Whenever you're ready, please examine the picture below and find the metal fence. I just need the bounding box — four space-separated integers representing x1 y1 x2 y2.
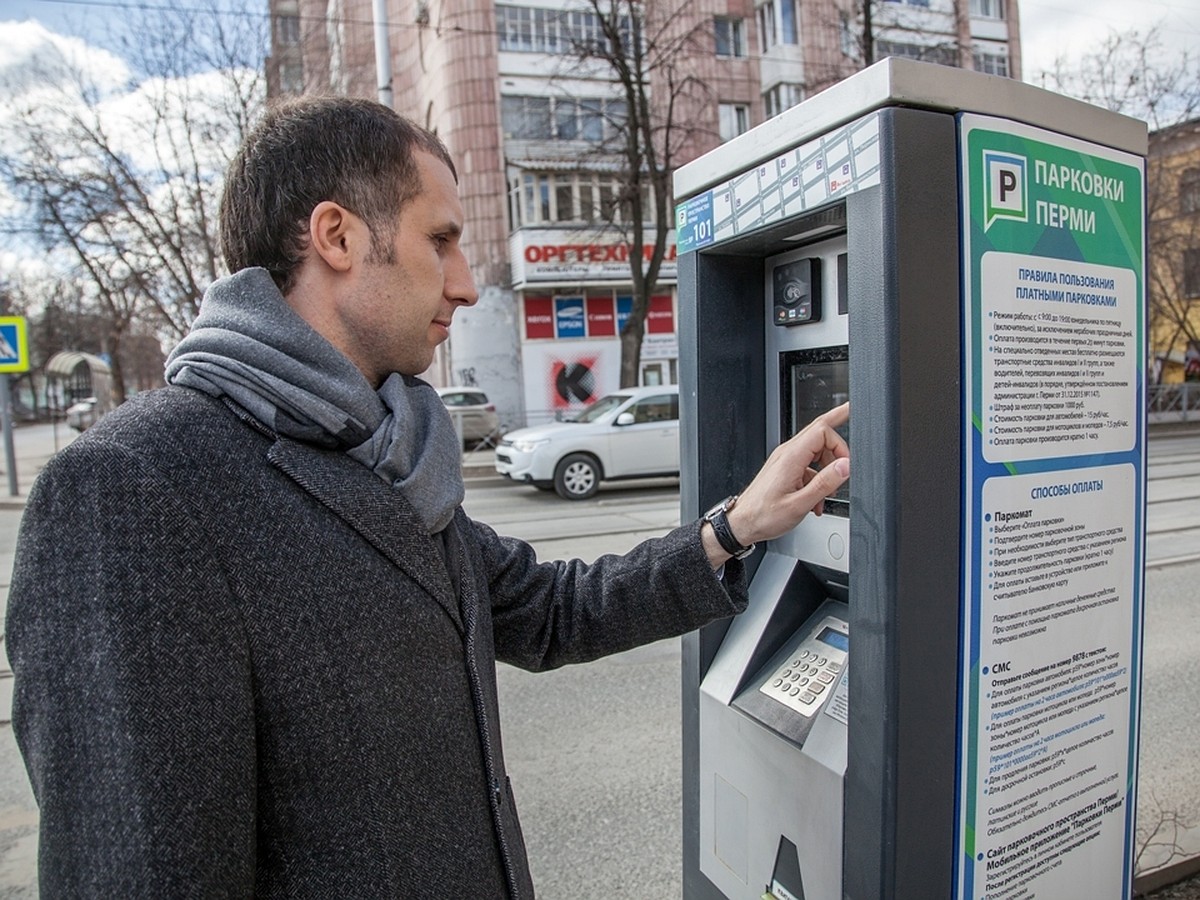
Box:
1148 382 1200 424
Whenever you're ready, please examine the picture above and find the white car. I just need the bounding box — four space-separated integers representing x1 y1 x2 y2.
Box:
495 385 680 500
436 387 501 447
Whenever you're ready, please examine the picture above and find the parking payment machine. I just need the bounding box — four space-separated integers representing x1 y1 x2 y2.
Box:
676 59 1148 900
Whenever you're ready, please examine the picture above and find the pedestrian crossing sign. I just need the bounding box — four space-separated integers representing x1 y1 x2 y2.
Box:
0 317 30 373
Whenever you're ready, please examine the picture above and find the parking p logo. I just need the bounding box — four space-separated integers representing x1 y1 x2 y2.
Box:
983 150 1027 232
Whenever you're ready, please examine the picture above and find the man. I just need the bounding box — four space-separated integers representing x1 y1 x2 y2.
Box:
7 97 849 897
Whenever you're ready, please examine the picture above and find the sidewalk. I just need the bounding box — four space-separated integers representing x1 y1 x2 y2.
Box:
0 422 81 726
0 420 76 900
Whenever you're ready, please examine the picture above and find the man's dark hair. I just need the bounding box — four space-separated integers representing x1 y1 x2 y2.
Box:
219 96 457 295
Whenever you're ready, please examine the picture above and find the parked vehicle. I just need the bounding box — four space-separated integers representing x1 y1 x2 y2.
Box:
65 398 99 433
495 385 680 500
436 387 501 447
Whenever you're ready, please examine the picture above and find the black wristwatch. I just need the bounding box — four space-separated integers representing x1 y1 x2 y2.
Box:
702 494 756 560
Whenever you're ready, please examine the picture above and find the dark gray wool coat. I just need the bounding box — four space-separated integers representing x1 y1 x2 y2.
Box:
6 386 748 898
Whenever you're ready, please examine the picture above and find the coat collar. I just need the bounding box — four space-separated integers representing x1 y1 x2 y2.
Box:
266 436 464 632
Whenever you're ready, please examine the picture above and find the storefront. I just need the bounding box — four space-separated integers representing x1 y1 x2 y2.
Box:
510 227 678 425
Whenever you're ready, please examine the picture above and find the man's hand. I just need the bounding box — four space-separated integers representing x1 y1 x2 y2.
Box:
702 402 850 568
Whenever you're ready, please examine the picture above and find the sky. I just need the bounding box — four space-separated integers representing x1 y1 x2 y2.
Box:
3 0 1200 83
1017 0 1200 80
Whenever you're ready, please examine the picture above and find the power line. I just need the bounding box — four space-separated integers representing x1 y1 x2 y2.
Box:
12 0 1002 77
17 0 1198 78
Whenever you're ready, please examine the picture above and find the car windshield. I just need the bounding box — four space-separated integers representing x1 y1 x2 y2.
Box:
571 394 630 423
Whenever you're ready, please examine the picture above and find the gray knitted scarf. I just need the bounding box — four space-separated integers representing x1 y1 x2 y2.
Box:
164 267 464 533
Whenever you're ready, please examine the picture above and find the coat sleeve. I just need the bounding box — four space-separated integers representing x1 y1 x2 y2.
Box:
5 438 256 896
466 515 749 672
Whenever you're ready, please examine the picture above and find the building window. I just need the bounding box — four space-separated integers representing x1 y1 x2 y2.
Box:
279 59 304 95
970 0 1005 18
761 0 799 49
876 40 957 67
779 0 798 44
275 14 301 47
1181 168 1200 215
508 170 650 227
757 3 776 52
764 83 804 119
840 12 859 58
1186 248 1200 298
718 103 750 142
497 5 633 55
714 17 746 58
502 95 626 142
973 49 1009 77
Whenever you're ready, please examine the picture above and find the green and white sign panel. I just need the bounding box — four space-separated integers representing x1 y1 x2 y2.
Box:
955 114 1146 899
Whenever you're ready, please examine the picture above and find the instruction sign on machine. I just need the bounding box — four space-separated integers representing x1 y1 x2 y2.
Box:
957 116 1145 899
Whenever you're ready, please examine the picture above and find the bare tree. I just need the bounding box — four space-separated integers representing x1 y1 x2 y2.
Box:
1036 27 1200 132
549 0 714 387
843 0 977 78
0 4 265 403
1133 792 1197 882
1038 28 1200 383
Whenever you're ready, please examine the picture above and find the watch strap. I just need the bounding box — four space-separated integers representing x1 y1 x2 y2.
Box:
705 497 755 559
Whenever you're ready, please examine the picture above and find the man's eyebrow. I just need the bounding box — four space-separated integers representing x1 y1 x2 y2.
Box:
434 221 463 237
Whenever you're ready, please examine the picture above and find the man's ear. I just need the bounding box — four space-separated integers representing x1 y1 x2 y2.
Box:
307 201 366 273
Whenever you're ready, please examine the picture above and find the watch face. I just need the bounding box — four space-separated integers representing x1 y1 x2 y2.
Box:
704 495 737 520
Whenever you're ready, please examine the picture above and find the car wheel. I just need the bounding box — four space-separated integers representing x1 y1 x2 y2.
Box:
553 453 601 500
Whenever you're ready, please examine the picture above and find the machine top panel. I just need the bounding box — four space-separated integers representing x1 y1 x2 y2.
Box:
673 57 1148 200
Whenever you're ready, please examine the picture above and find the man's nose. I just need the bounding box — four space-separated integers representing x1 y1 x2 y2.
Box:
448 249 478 307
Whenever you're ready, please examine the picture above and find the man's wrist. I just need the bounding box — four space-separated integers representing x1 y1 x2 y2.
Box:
702 495 756 560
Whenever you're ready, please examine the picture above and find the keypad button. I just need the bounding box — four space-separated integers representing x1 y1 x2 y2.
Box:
773 679 784 688
799 691 817 704
810 682 826 695
818 672 835 684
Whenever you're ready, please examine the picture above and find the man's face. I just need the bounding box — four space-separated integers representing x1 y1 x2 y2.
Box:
343 151 477 384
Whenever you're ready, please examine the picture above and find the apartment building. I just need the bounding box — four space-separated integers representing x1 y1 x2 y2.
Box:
266 0 1021 428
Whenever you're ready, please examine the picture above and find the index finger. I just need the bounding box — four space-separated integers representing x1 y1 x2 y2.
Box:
786 402 849 465
814 401 849 430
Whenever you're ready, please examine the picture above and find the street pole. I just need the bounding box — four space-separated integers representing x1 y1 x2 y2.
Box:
1 373 17 496
372 0 394 109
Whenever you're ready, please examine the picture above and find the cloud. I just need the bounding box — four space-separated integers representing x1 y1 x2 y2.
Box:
1019 0 1200 80
0 19 130 98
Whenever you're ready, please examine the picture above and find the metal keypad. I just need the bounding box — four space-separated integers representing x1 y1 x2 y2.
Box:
758 615 849 718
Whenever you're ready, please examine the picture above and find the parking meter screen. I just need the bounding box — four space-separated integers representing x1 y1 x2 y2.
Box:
782 347 850 516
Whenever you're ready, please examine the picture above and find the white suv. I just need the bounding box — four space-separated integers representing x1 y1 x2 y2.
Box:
495 385 680 500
